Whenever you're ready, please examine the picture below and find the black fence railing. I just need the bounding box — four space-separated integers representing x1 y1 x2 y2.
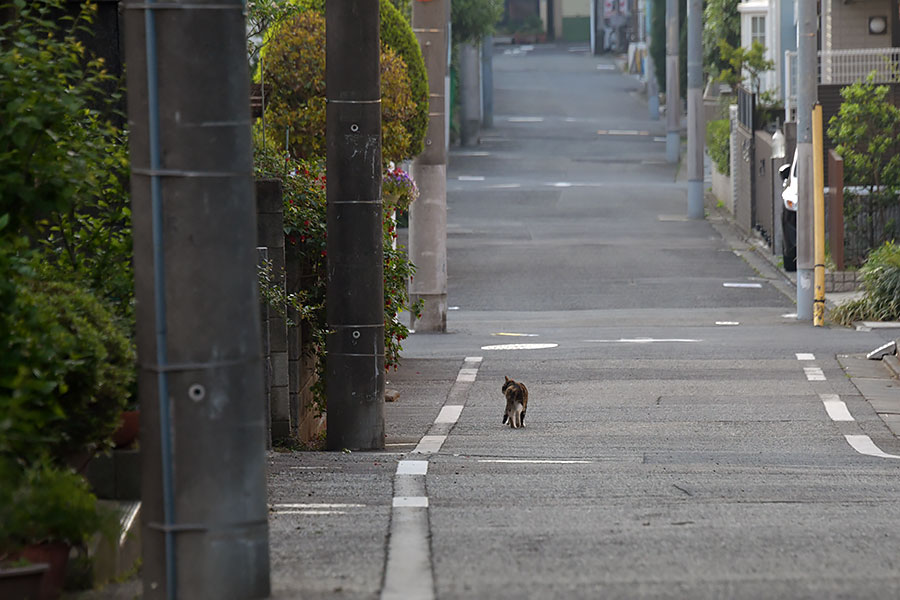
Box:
737 86 756 132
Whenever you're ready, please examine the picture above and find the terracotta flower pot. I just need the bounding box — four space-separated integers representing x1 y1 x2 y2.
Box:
21 542 69 600
112 410 140 449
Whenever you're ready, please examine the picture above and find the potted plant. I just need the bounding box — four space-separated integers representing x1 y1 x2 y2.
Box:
0 458 115 600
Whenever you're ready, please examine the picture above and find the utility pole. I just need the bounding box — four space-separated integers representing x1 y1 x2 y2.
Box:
123 1 270 598
686 0 703 218
796 0 817 321
410 0 449 332
459 41 481 146
665 0 680 163
646 0 659 120
325 0 385 450
482 34 494 129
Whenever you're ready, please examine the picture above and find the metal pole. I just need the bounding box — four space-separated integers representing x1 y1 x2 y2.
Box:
812 103 825 327
325 0 386 450
123 1 271 597
796 0 816 321
686 0 703 218
410 0 449 332
665 0 680 163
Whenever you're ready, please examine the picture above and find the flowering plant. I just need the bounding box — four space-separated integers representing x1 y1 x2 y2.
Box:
382 162 419 214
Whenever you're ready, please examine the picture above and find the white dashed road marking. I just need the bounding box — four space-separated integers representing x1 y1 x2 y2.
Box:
796 353 816 361
845 435 900 460
820 394 854 422
804 367 826 381
382 357 482 600
723 282 763 288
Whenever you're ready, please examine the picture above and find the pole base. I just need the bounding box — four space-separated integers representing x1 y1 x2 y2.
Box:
666 132 680 164
688 179 704 219
410 293 447 332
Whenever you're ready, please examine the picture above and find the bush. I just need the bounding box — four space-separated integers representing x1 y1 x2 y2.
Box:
0 457 113 551
1 279 135 464
706 118 730 176
831 241 900 325
261 1 424 163
0 0 124 238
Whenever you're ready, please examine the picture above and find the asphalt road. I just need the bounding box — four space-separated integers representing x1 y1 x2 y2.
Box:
267 44 900 600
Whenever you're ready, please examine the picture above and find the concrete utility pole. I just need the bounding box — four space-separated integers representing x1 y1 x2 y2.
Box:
325 0 385 450
665 0 680 163
123 1 270 598
459 41 481 146
482 34 494 129
796 0 817 321
686 0 703 218
646 0 659 120
410 0 449 332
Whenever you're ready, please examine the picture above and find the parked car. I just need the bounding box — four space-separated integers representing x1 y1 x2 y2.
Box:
779 149 798 271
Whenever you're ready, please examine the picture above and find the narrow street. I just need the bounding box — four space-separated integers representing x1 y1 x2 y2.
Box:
266 44 900 599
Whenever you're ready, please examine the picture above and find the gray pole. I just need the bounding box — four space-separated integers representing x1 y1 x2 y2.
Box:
410 0 449 332
325 0 386 449
796 0 816 320
665 0 680 163
686 0 703 218
646 0 659 120
482 34 494 129
123 1 270 597
459 41 481 146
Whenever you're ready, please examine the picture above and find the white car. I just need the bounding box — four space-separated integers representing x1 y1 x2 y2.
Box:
778 148 798 271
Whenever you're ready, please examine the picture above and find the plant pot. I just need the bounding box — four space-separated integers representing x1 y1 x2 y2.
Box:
112 410 140 449
21 542 69 600
0 562 49 600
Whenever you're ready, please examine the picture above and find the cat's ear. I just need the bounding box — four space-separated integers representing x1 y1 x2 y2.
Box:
504 375 510 383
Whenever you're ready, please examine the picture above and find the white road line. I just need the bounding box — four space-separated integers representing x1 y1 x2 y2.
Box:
481 342 559 350
458 175 485 181
492 332 539 337
796 353 816 361
821 394 854 422
653 136 667 142
845 435 900 460
274 510 348 515
715 321 740 326
508 116 544 122
464 356 483 364
782 313 798 318
435 405 464 424
413 435 447 454
396 460 429 476
488 183 522 189
477 459 594 464
804 367 826 381
393 496 430 508
585 338 701 344
273 503 365 509
723 282 763 288
456 368 478 382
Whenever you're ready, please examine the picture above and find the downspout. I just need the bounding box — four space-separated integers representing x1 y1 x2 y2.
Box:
143 2 178 598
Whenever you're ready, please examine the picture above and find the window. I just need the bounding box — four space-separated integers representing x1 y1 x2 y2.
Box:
751 15 766 48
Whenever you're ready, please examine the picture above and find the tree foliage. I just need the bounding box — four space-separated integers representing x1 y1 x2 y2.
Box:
827 73 900 253
716 40 774 99
257 0 427 161
262 9 418 163
451 0 503 45
703 0 740 80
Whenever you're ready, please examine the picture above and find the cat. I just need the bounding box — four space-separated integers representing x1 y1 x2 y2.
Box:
501 376 528 429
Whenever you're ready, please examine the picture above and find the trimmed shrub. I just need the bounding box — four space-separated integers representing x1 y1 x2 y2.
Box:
263 9 417 163
261 0 427 161
1 280 135 463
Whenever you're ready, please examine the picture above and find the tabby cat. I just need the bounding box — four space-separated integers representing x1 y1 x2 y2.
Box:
501 376 529 429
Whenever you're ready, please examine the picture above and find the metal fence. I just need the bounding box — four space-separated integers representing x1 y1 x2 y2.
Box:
785 47 900 120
